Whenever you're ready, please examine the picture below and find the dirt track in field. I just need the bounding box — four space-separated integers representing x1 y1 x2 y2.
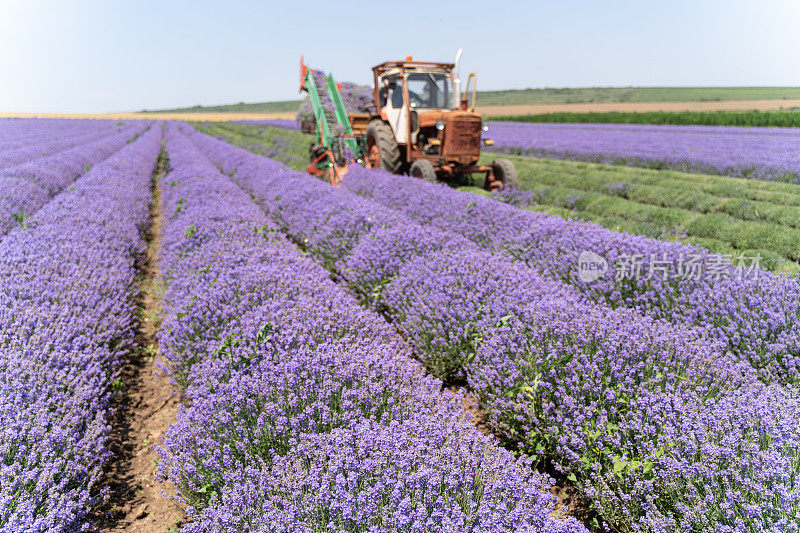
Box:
94 151 187 532
2 98 799 122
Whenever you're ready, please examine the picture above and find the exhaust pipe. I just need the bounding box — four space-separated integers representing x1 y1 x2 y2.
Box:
453 49 463 109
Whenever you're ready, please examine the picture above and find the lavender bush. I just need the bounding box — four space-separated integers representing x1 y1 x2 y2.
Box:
182 125 800 532
158 125 584 532
0 126 161 530
486 121 800 183
195 416 581 532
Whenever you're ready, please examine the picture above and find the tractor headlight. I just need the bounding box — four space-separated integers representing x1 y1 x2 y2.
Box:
482 123 489 132
435 120 445 131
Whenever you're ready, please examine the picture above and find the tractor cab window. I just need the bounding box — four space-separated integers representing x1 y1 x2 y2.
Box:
390 79 404 108
406 72 451 109
379 75 404 108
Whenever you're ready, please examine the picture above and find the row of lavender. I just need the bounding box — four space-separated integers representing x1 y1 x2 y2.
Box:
235 118 299 130
0 119 135 169
184 125 800 532
0 121 150 236
157 125 582 532
0 118 119 149
486 121 800 183
341 167 800 384
0 126 161 530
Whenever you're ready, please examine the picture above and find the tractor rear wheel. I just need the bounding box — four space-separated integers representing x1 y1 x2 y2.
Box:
409 159 437 183
366 121 402 174
491 158 518 188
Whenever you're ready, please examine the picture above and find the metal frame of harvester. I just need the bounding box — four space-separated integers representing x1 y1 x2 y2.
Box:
299 60 365 183
299 53 517 189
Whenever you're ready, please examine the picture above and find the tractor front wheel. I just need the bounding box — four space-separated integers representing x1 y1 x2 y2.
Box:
365 121 402 174
409 159 437 183
490 158 518 188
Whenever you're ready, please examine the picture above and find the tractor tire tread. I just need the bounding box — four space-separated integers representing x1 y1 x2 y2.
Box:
367 120 403 174
492 158 519 188
409 159 438 183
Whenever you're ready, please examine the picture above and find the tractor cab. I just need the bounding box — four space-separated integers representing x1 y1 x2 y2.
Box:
375 65 454 145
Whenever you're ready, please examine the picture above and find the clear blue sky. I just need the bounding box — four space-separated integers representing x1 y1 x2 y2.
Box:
0 0 798 113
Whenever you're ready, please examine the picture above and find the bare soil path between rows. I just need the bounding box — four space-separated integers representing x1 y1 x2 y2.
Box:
93 149 187 532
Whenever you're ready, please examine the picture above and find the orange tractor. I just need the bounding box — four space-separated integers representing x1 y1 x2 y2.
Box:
300 52 517 189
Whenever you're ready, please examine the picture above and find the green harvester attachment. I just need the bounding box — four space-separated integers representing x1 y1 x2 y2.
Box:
299 57 367 184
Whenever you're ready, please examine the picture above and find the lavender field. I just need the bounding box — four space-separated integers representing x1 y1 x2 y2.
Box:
182 124 800 532
201 120 800 274
487 121 800 183
2 117 800 533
